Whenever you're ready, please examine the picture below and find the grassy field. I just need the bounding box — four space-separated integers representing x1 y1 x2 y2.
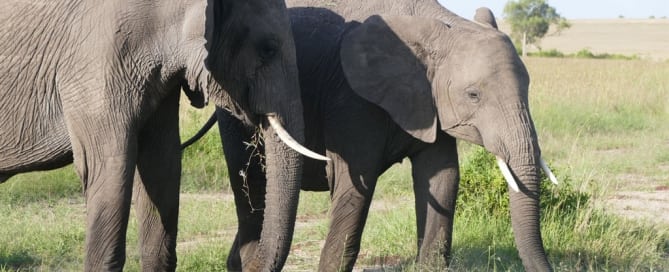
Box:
2 21 669 271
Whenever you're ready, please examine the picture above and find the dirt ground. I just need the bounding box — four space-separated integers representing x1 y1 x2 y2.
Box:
603 188 669 226
602 162 669 226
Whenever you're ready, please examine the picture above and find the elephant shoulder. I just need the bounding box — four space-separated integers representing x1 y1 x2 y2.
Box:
289 7 347 51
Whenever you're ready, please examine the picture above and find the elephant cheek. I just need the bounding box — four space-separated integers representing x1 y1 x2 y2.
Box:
444 125 484 146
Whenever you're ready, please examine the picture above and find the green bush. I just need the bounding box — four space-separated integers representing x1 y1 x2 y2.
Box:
573 48 596 58
457 147 589 217
524 48 639 60
528 49 564 58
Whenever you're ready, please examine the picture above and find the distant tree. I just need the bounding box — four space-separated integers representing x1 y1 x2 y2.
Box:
649 15 656 19
618 15 625 19
503 0 570 57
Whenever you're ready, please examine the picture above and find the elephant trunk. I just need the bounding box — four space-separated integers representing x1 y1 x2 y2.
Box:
507 159 551 272
500 107 552 272
249 112 304 271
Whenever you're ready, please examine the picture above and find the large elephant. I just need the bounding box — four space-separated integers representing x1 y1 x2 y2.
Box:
0 0 326 271
185 4 557 271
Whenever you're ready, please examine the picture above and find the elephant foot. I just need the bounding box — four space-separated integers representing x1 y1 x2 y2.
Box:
227 237 242 272
227 235 260 272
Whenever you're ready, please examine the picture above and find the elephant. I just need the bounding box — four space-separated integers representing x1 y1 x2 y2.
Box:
183 4 560 271
0 0 329 271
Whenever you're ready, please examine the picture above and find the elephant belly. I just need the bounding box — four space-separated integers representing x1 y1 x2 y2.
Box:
0 140 73 176
301 157 329 191
0 114 73 176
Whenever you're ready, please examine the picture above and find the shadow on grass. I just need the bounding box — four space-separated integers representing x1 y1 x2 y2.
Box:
354 247 520 271
356 255 417 272
0 251 40 271
354 244 668 271
449 245 523 271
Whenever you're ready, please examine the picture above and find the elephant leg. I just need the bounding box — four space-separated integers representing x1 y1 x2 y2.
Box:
215 108 266 271
132 92 181 271
410 133 459 267
319 160 377 272
69 122 137 271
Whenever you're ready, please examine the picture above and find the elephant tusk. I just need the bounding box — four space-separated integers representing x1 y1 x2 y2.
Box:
267 115 331 161
540 158 559 185
496 156 520 193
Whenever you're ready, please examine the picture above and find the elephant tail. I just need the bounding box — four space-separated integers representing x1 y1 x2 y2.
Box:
181 112 217 149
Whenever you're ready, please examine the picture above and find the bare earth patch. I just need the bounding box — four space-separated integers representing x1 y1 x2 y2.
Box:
603 188 669 225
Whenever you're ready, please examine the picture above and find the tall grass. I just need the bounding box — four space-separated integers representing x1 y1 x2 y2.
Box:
179 105 230 192
526 58 669 189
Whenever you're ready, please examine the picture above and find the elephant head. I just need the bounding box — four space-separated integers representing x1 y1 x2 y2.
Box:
340 13 553 271
180 0 324 269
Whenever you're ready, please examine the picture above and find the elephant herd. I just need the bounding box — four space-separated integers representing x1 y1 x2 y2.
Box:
0 0 557 271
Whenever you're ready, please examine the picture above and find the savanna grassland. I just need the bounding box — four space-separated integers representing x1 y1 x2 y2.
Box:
1 20 669 271
500 19 669 60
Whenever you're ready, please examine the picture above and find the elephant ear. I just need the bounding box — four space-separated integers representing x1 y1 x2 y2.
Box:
474 7 499 29
204 0 232 62
182 0 236 108
340 15 449 143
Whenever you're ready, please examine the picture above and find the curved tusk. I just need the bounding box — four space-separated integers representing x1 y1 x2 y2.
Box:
539 158 559 185
267 116 331 161
496 156 520 193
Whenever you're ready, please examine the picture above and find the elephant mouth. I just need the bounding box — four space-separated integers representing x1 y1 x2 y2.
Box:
495 156 559 193
445 123 558 193
265 115 330 161
445 124 484 146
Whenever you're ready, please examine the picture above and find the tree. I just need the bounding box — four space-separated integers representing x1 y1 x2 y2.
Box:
503 0 570 57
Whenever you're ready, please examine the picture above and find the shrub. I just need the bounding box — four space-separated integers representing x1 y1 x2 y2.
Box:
529 49 564 58
523 48 639 60
573 48 596 58
457 147 589 217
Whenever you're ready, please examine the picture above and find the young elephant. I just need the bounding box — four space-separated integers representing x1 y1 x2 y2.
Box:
0 0 325 271
186 7 556 272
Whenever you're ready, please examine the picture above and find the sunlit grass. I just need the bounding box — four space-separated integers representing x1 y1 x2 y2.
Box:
527 58 669 190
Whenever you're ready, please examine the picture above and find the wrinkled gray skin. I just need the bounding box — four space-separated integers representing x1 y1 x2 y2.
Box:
0 0 304 271
193 3 551 271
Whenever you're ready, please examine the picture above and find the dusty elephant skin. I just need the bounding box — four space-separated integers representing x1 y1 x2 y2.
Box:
183 2 554 272
0 0 305 271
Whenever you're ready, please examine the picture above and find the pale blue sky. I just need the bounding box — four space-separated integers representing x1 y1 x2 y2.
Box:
438 0 669 19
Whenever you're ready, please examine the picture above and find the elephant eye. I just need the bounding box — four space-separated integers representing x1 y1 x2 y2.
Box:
466 89 481 103
257 38 280 62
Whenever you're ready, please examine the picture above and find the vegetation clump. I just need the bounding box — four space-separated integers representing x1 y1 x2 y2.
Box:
528 48 639 60
457 147 589 217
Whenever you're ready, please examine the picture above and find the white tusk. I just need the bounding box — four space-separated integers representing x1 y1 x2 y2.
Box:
496 156 520 193
539 158 559 185
267 116 331 161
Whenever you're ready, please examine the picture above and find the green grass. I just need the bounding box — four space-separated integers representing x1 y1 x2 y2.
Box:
179 105 230 193
0 191 239 271
1 58 668 270
0 167 81 205
527 58 669 189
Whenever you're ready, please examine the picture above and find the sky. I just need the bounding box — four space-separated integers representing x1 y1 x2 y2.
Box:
438 0 669 19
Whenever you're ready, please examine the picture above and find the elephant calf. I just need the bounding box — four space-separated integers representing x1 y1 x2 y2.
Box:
186 6 557 272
